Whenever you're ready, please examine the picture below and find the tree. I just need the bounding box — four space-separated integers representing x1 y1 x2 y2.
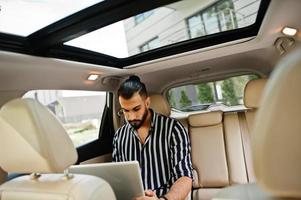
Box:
179 90 192 108
221 79 238 106
167 90 177 108
197 83 214 103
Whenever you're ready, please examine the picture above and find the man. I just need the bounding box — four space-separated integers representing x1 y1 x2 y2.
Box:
113 75 193 200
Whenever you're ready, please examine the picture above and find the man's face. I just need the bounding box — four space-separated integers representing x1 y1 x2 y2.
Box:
119 92 150 129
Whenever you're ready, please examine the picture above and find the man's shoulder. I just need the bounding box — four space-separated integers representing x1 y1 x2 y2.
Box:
115 123 130 136
154 111 179 125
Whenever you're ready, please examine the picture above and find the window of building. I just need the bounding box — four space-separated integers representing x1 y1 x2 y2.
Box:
134 10 154 25
139 37 160 53
187 0 239 38
167 74 258 112
23 90 107 147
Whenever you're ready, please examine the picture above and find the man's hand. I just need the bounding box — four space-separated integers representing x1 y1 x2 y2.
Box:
133 190 162 200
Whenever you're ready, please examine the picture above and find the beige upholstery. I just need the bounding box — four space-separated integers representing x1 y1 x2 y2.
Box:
214 49 301 199
193 189 221 200
186 79 268 200
223 112 248 184
252 49 301 198
188 111 229 188
149 94 171 116
189 111 222 127
244 79 267 109
0 98 77 173
0 174 115 200
0 98 116 200
214 183 282 199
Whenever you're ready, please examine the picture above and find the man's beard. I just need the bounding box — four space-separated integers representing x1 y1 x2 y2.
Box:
129 109 148 129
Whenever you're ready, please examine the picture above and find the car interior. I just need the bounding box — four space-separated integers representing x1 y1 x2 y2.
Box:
0 0 300 199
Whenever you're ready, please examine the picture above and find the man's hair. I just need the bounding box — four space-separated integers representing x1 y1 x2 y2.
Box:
118 75 148 99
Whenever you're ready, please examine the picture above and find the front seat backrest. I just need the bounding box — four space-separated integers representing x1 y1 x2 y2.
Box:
0 98 116 200
252 49 301 198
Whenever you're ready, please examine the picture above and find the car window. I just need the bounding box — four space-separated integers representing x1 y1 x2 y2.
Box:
23 90 106 147
167 74 258 113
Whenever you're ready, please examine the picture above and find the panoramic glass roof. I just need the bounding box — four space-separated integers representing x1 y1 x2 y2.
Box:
0 0 269 67
0 0 103 36
65 0 262 58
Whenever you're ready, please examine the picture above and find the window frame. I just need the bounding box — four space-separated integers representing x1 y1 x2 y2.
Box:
134 10 154 25
139 36 160 53
186 0 240 39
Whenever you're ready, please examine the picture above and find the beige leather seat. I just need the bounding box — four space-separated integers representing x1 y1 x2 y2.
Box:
150 94 189 130
188 111 228 200
0 98 116 200
214 49 301 199
223 78 267 185
189 78 267 200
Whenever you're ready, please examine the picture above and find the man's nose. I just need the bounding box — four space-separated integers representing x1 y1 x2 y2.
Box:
127 111 137 120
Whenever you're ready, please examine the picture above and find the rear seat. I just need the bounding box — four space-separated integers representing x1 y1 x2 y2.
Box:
188 79 267 199
189 111 228 199
224 79 267 184
150 79 267 200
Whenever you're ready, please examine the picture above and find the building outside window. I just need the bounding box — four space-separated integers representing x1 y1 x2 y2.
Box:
139 37 160 53
187 0 237 38
134 10 154 25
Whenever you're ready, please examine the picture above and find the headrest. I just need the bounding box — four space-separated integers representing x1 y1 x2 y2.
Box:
149 94 171 116
0 98 78 173
252 49 301 198
188 111 222 127
244 79 267 108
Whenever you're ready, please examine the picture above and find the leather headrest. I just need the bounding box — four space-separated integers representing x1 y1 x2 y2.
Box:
149 94 171 116
244 79 267 108
252 49 301 197
0 98 78 173
188 111 222 127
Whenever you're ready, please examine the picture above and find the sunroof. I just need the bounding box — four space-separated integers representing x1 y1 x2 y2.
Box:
65 0 262 58
0 0 103 36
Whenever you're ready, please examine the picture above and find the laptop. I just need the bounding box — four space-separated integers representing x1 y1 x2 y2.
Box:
69 161 145 200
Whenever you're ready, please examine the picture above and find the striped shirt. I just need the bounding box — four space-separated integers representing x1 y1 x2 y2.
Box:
112 109 193 196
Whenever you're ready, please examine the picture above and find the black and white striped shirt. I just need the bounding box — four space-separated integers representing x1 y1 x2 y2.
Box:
112 109 193 196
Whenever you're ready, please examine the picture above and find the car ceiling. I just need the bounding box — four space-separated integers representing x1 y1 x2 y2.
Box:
0 0 300 95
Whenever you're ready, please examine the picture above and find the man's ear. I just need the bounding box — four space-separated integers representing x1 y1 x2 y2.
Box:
145 96 150 108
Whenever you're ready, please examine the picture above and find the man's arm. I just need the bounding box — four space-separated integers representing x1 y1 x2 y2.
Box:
167 120 193 200
161 176 192 200
135 177 192 200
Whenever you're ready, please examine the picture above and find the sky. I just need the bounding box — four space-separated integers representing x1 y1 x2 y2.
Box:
0 0 129 57
1 0 128 97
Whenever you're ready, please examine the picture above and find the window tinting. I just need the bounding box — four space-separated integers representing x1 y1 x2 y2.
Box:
167 74 258 112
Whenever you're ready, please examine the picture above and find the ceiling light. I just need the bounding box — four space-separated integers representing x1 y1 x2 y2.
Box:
282 27 298 36
87 74 99 81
